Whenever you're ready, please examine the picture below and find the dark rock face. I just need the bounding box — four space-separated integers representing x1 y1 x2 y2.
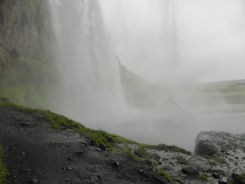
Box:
0 0 54 86
0 0 56 108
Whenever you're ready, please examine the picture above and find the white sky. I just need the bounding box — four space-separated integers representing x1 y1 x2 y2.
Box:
100 0 245 84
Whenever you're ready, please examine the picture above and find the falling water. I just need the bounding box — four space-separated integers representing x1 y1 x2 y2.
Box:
47 0 125 123
46 0 245 151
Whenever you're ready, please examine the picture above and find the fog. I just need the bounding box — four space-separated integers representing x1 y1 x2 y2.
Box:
48 0 245 151
101 0 245 84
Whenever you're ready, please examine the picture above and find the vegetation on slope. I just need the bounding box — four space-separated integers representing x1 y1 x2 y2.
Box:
0 97 183 183
198 80 245 104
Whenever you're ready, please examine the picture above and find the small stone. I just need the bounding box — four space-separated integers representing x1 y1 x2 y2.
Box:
97 148 102 152
64 178 69 182
75 151 84 157
111 161 120 168
182 167 199 176
218 177 227 184
29 178 39 184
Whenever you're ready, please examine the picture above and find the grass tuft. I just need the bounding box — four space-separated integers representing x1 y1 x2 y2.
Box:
153 166 178 184
176 156 191 166
146 144 191 155
198 173 209 182
200 154 222 164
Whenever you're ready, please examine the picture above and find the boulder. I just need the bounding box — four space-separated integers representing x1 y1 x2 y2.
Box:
195 131 245 174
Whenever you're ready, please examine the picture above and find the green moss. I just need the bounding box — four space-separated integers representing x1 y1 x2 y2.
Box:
0 98 10 106
201 155 222 164
0 85 48 108
154 166 178 184
198 173 208 182
120 145 178 183
146 144 191 155
31 110 138 151
176 156 191 165
28 0 36 11
227 179 234 184
0 147 7 184
199 83 245 104
36 110 179 183
134 146 149 159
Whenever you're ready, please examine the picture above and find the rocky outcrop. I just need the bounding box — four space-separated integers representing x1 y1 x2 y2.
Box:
125 132 245 184
195 131 245 175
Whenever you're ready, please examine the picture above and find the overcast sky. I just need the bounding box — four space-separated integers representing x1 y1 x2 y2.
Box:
100 0 245 84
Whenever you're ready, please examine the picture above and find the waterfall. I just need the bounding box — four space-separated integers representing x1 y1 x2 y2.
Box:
47 0 124 122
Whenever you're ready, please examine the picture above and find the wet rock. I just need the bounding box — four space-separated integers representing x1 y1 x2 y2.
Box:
182 167 199 177
195 131 245 173
195 140 217 156
232 173 245 184
29 178 39 184
111 161 120 168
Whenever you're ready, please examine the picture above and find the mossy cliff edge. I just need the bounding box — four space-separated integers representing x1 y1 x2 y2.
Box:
0 0 55 108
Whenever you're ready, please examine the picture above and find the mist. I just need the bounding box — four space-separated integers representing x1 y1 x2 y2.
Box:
47 0 245 151
101 0 245 84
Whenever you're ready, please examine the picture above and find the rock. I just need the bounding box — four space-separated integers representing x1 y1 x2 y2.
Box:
195 139 217 156
232 173 245 184
96 147 102 152
29 178 39 184
182 167 199 177
195 131 245 173
111 161 120 168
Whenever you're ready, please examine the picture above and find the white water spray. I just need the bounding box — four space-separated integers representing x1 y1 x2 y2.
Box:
47 0 245 151
48 0 125 123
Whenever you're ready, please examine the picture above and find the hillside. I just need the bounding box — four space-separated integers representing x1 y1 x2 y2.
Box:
0 99 244 184
120 64 171 109
197 79 245 105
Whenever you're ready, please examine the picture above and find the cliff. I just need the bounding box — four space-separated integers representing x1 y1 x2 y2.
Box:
0 0 54 107
120 64 172 109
